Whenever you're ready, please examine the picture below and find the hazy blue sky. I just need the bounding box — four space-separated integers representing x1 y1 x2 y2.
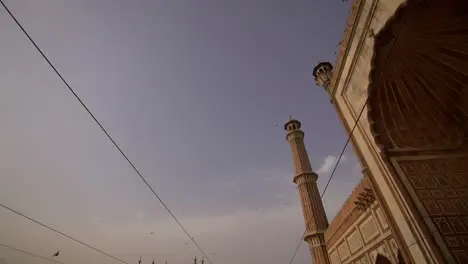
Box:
0 1 362 264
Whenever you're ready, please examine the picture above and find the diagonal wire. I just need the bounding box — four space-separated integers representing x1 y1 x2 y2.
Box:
0 203 129 264
287 10 409 264
0 243 65 264
0 1 213 263
318 97 369 201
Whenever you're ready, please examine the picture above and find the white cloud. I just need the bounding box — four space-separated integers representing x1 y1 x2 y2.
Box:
317 155 347 174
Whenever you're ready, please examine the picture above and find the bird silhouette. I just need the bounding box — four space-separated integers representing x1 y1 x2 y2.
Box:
52 251 59 257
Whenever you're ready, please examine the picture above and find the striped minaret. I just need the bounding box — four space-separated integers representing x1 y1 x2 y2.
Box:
285 117 330 264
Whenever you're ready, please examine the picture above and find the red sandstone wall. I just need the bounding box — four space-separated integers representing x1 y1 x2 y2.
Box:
324 177 372 248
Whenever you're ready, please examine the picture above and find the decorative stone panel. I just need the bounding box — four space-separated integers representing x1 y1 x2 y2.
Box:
354 255 370 264
359 216 379 243
338 241 351 261
376 207 389 230
347 230 363 254
398 157 468 263
387 238 399 257
329 250 341 264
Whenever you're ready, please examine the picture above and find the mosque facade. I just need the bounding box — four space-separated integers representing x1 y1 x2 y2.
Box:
286 0 468 263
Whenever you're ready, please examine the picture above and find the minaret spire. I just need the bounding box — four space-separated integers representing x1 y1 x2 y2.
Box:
285 118 330 264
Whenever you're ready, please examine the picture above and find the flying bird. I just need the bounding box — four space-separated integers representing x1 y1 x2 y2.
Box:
52 251 59 257
273 124 278 127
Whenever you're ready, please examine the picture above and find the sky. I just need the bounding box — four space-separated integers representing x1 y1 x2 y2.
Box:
0 1 361 264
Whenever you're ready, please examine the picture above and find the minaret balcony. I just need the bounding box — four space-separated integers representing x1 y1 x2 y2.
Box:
293 171 318 184
304 231 326 247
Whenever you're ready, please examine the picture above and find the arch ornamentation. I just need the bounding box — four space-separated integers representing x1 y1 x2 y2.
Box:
367 0 468 153
365 0 468 263
375 254 392 264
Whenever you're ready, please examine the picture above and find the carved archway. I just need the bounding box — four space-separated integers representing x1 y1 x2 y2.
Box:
375 254 392 264
367 0 468 263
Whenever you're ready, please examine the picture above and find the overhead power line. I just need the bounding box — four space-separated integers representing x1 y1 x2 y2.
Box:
286 11 409 264
0 203 129 264
0 243 65 264
0 2 213 263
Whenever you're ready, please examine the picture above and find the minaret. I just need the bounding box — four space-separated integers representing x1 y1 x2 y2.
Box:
312 62 334 100
285 117 330 264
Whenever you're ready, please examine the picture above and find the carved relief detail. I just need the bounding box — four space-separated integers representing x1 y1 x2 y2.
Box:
399 157 468 263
